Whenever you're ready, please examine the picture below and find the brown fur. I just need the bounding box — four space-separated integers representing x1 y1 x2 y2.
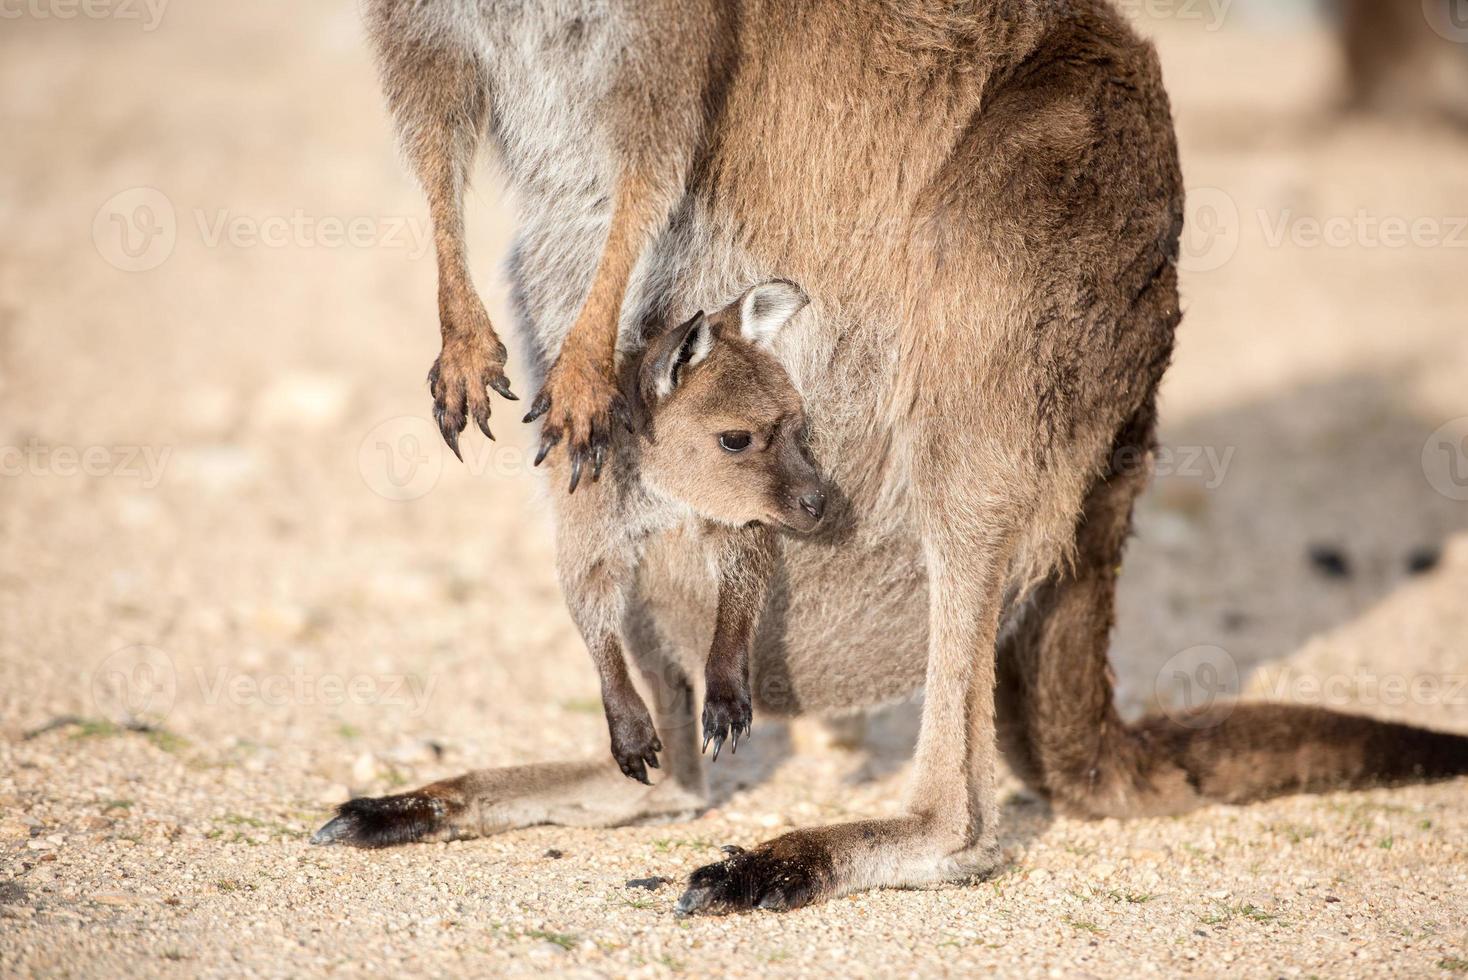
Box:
315 0 1468 913
1340 0 1468 125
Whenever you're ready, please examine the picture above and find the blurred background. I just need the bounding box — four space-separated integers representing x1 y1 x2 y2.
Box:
1 1 1466 974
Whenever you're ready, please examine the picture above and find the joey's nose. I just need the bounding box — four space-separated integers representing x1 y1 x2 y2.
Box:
799 490 826 522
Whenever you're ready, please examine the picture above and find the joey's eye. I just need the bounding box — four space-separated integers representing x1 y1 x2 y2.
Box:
719 431 752 453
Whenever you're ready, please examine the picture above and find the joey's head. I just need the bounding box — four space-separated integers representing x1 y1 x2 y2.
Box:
634 280 829 534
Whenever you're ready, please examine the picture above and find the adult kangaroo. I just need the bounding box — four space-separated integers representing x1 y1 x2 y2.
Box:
315 0 1468 913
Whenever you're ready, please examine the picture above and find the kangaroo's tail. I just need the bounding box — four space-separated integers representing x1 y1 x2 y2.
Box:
1054 702 1468 819
994 402 1468 819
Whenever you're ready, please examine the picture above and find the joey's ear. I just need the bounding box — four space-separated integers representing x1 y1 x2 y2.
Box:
646 310 713 401
738 279 809 347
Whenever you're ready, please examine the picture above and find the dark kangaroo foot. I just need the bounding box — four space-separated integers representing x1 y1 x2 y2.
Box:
608 709 662 785
675 838 835 915
700 680 752 762
311 788 464 848
675 817 997 916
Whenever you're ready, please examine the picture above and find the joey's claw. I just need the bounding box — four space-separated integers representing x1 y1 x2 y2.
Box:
611 721 661 784
620 757 650 785
702 690 753 763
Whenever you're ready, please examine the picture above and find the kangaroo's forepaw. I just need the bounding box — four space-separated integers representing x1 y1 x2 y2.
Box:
310 791 459 848
428 329 516 460
609 716 662 785
675 836 836 916
524 354 631 491
701 687 752 762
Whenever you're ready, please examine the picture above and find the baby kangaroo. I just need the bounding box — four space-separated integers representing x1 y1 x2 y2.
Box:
552 280 826 783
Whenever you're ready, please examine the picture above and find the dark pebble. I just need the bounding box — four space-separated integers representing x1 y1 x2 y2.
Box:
1405 546 1441 576
1307 545 1352 579
625 876 672 891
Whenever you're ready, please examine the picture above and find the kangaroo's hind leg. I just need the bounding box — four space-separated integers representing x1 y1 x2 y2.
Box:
311 615 706 847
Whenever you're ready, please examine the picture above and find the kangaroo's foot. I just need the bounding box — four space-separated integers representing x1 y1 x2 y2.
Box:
427 316 516 459
523 349 628 492
700 679 752 762
674 816 1001 915
311 758 702 848
608 707 663 786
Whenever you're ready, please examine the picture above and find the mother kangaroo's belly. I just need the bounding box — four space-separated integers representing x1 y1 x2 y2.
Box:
638 520 930 718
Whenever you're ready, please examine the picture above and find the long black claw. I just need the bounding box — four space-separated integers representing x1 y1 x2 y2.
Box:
488 374 518 401
568 450 584 494
622 758 650 785
711 734 726 763
523 392 551 423
435 405 464 462
645 752 660 770
702 733 712 755
473 402 494 442
534 430 561 467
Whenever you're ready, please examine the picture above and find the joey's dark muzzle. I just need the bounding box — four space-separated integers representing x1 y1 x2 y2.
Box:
776 481 829 534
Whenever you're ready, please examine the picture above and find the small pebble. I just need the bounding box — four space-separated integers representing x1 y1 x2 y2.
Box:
1307 545 1352 580
1405 546 1441 576
626 876 671 891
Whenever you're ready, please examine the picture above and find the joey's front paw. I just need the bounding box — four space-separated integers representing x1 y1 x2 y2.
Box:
609 713 663 785
702 682 752 762
524 354 631 492
427 331 516 459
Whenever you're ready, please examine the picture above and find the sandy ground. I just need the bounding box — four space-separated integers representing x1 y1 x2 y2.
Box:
2 3 1467 977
